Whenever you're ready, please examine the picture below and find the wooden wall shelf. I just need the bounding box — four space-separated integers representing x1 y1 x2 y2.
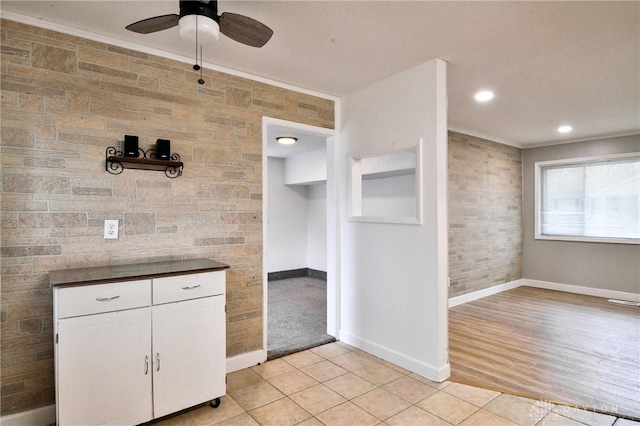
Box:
106 147 183 178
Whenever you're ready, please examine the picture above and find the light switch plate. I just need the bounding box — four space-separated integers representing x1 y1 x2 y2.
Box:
104 220 119 239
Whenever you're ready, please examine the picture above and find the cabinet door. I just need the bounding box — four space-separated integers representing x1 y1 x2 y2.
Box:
57 308 152 426
152 296 225 418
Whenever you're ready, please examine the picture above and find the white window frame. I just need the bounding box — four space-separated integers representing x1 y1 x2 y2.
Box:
534 152 640 245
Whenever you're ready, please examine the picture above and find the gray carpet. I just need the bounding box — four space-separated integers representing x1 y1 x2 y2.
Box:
267 276 336 360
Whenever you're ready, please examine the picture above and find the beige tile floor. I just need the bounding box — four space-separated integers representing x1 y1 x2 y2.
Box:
150 342 639 426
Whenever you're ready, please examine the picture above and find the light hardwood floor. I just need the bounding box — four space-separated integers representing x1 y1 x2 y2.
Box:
449 286 640 421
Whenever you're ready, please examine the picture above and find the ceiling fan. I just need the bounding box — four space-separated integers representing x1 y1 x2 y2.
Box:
126 0 273 83
126 0 273 48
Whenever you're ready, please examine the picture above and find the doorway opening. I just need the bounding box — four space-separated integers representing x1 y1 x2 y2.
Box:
262 118 338 360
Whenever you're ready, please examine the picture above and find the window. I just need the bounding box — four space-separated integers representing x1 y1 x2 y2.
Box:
535 153 639 244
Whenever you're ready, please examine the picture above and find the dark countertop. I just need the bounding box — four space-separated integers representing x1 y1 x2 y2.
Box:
49 258 230 287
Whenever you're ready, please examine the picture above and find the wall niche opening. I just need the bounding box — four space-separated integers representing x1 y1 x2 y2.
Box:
350 139 423 225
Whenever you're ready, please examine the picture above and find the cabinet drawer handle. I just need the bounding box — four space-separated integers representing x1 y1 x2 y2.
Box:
181 284 201 290
156 353 160 372
144 356 149 375
96 295 120 302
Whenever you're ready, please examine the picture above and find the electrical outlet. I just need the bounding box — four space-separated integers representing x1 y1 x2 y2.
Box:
104 220 119 239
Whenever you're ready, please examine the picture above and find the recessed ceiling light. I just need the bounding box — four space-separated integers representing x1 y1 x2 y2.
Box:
276 136 297 145
558 125 572 133
474 90 494 102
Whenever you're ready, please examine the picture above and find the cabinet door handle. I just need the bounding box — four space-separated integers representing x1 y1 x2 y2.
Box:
181 284 201 290
95 295 120 302
144 356 149 375
156 353 160 372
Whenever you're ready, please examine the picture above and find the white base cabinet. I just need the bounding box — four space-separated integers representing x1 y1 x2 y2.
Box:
53 269 226 426
57 308 152 425
152 295 225 418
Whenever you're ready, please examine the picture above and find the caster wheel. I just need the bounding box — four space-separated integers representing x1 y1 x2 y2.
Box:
210 398 221 408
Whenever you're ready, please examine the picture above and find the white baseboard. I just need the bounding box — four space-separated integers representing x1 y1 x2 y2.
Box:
448 279 524 308
226 349 267 373
523 279 640 303
448 278 640 308
340 330 450 382
0 404 55 426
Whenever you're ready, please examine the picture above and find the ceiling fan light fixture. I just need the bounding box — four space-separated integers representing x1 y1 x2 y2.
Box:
276 136 297 145
179 14 220 45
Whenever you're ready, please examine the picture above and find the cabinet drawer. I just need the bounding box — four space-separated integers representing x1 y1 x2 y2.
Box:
57 279 151 318
153 271 225 305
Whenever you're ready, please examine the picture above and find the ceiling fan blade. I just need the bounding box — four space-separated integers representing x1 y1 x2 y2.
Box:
219 12 273 47
126 14 180 34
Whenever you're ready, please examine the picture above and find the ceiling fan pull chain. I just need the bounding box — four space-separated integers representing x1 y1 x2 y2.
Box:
193 15 201 71
189 15 204 84
195 14 198 66
198 45 205 85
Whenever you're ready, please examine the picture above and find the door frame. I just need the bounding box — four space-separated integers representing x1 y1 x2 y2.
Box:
261 117 339 357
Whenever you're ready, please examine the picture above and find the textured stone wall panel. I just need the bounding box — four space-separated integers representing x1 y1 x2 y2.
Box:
0 18 334 415
448 131 523 298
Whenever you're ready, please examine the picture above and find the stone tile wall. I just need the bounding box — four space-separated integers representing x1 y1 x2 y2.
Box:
0 19 334 415
448 131 523 298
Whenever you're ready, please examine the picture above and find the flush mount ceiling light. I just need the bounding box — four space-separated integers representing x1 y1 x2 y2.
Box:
276 136 297 145
474 90 494 102
558 125 573 133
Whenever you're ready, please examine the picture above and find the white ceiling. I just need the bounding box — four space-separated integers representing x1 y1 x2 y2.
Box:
2 1 639 150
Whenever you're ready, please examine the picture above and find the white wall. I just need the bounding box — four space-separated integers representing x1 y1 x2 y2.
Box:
267 157 327 273
307 183 327 271
285 149 327 185
361 173 416 217
267 157 308 272
339 59 449 381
